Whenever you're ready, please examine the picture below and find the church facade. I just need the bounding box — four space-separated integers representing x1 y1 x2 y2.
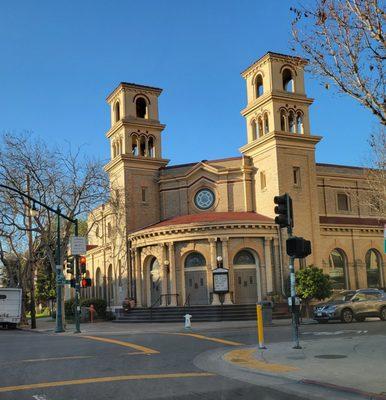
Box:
84 52 385 310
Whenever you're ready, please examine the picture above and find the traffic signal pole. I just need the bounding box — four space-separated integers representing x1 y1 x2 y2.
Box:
74 220 81 334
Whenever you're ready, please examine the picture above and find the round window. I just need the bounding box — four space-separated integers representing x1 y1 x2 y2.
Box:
194 188 215 210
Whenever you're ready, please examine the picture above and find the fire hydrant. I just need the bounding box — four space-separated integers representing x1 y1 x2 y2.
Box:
184 313 192 329
89 304 96 323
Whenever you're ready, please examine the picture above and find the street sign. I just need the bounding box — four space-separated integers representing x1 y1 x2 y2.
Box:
69 236 87 255
213 267 229 294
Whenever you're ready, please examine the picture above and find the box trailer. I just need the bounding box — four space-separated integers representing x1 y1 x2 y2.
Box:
0 288 22 329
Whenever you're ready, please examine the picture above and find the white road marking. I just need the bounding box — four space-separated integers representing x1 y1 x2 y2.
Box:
32 395 47 400
301 330 368 336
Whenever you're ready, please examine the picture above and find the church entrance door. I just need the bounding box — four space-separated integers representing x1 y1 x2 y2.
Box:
150 258 161 306
185 269 208 305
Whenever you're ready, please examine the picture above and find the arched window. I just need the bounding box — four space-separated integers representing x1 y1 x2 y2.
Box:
264 114 269 134
283 69 294 92
337 193 350 211
296 113 303 134
251 120 257 140
366 249 381 288
139 136 146 156
107 222 111 238
329 248 347 289
257 117 263 138
148 137 155 157
107 264 113 302
234 250 255 265
185 252 206 268
280 110 287 131
288 111 296 133
131 135 138 156
136 97 147 118
114 102 120 122
255 75 264 98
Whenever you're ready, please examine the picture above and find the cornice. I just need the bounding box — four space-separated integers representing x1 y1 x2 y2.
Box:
240 131 322 156
106 118 166 139
241 92 313 117
104 154 169 173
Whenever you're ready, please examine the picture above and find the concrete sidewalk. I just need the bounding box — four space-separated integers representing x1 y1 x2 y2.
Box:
223 333 386 399
21 316 302 335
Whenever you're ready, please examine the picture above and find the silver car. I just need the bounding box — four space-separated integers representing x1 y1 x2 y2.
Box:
313 289 386 323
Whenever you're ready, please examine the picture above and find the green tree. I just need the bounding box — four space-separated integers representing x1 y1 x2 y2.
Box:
296 266 332 317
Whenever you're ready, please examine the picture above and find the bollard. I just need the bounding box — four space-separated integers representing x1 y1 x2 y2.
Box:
184 313 192 330
256 303 266 349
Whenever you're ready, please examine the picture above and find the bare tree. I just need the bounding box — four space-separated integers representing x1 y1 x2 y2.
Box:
0 132 109 325
291 0 385 125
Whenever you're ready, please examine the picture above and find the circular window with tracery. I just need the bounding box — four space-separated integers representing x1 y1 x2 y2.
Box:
194 188 215 210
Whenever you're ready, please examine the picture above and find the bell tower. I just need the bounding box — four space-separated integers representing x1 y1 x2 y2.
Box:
104 82 169 231
240 52 322 266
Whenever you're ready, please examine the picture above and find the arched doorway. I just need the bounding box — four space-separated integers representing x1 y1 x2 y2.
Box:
366 249 382 288
95 268 102 298
233 249 259 304
149 258 161 306
184 252 208 305
329 248 348 289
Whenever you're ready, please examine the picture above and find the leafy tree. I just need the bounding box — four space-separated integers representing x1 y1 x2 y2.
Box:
296 266 332 317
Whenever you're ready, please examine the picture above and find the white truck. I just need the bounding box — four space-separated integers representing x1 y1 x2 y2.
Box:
0 288 22 329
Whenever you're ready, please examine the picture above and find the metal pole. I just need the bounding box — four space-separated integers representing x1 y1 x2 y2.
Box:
256 303 266 349
289 256 301 349
74 219 81 334
26 175 36 329
55 208 64 333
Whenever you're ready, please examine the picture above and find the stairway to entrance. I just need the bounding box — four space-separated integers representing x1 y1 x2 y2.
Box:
113 303 290 323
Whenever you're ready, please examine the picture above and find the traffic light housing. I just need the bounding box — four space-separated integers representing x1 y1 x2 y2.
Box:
80 256 86 275
81 278 92 288
286 237 312 258
70 278 76 288
274 193 293 229
66 256 75 275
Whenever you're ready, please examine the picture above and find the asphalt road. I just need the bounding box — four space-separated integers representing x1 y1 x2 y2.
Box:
0 319 384 400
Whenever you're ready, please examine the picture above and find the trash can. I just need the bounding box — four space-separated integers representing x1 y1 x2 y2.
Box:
260 301 273 324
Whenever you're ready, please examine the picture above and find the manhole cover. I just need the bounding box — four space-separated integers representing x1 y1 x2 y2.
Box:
314 354 347 359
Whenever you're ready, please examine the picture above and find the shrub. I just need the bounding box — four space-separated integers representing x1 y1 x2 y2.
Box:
64 298 76 318
80 298 107 319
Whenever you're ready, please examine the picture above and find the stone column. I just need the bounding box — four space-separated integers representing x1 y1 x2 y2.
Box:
160 244 168 306
168 242 177 306
264 237 273 294
207 238 220 305
221 237 233 304
209 238 221 305
135 248 143 307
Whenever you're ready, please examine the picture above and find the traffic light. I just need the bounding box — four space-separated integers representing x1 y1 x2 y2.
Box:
274 193 294 228
286 237 312 258
81 278 92 288
70 278 76 288
66 256 75 275
80 256 86 275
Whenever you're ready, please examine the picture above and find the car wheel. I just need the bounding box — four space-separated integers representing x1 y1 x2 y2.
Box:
341 308 354 323
355 316 365 322
380 307 386 321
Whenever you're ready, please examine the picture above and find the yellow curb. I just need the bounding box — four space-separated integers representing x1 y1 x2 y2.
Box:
224 348 299 373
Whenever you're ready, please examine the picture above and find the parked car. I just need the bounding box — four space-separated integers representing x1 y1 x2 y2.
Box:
313 289 386 323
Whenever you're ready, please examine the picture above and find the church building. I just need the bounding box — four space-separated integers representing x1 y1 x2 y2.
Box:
84 52 385 310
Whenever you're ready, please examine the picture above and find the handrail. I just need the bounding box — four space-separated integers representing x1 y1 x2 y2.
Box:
184 294 191 307
149 294 179 320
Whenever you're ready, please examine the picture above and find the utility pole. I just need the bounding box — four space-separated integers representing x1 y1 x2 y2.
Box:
74 220 81 334
26 174 36 330
55 207 64 333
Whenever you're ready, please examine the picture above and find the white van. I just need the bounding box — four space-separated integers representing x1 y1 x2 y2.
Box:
0 288 22 329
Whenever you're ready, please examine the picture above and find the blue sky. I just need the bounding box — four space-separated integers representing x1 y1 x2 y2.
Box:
0 1 377 167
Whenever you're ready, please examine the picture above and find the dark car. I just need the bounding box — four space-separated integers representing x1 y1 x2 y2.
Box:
313 289 386 323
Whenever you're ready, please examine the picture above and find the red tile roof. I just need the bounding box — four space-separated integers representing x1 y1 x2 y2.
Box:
139 212 274 231
320 216 385 227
